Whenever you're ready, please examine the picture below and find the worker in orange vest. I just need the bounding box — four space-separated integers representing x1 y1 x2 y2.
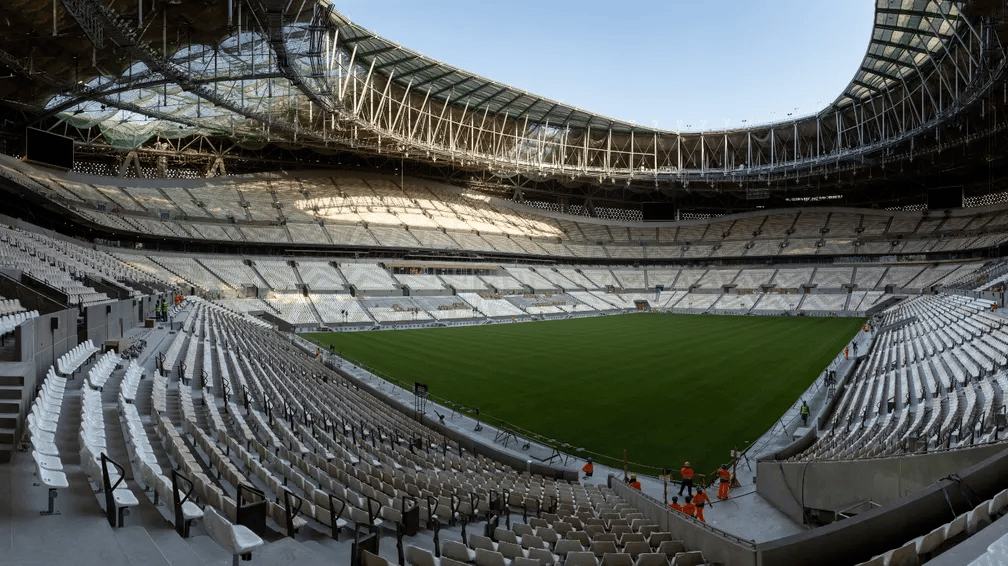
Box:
845 345 849 359
693 488 710 523
717 465 732 500
668 496 682 512
678 461 695 497
680 495 696 519
582 458 594 478
629 474 641 490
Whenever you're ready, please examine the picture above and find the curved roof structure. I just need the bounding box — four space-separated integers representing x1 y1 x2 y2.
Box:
0 0 1005 212
835 0 971 106
25 0 984 141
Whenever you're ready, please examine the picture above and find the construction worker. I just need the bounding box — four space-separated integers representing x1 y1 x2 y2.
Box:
582 458 594 478
629 474 641 491
717 465 731 500
693 488 710 523
800 401 810 425
678 461 695 497
681 495 696 519
668 496 682 512
845 345 850 359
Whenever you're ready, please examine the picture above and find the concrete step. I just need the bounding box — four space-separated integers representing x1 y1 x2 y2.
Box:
147 526 208 566
0 386 22 400
0 442 12 463
111 526 172 566
0 399 19 413
0 374 24 387
245 538 333 566
0 427 14 444
300 540 334 560
185 535 232 565
0 414 16 428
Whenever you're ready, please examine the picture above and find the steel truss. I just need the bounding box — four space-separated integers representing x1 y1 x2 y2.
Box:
321 1 1006 190
27 0 1008 211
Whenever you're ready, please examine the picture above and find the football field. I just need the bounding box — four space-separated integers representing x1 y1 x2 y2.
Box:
306 313 863 478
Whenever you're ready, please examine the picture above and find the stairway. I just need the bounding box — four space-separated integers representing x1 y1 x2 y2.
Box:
193 259 232 290
305 295 326 327
0 373 24 463
244 260 271 290
148 256 197 291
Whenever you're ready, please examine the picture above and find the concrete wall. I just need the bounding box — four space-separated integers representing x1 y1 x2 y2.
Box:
29 308 79 386
0 308 78 451
757 442 1007 524
609 480 757 566
84 297 147 345
756 445 1008 566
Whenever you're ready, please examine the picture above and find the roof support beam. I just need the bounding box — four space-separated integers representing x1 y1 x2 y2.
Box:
248 0 336 113
86 1 318 142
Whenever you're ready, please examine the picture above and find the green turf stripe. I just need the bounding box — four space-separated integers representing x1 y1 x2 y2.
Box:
307 312 863 475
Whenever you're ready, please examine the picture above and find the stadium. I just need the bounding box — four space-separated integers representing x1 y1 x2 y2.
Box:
0 0 1006 565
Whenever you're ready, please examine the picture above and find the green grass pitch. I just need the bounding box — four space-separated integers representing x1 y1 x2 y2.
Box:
306 313 863 478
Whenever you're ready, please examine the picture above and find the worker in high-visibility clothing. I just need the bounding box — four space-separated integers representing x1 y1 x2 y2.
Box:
717 465 732 500
668 496 682 512
678 461 695 497
693 488 710 523
800 401 810 425
629 474 641 491
582 458 594 478
680 495 697 519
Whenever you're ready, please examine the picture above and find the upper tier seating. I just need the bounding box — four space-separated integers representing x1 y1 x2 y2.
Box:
339 263 400 291
796 294 1008 461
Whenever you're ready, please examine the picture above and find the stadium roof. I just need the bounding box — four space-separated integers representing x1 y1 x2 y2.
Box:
0 0 1005 213
326 0 970 132
0 0 976 144
834 0 970 107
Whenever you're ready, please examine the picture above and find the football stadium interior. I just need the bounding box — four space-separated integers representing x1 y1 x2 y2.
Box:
1 1 1008 565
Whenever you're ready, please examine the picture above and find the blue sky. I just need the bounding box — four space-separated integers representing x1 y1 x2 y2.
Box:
330 0 876 131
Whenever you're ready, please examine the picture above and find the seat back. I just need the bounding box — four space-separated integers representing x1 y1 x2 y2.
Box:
623 541 652 559
203 506 237 554
966 502 992 535
443 540 474 562
362 550 390 566
943 513 967 539
619 533 646 546
554 539 585 556
635 553 670 566
989 488 1008 517
470 533 496 552
513 523 535 537
498 541 526 560
521 534 546 550
593 533 617 544
565 551 600 566
405 545 437 566
600 553 634 566
669 551 704 566
496 527 519 544
886 541 920 566
527 547 556 566
656 540 686 558
590 541 618 557
475 548 507 566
